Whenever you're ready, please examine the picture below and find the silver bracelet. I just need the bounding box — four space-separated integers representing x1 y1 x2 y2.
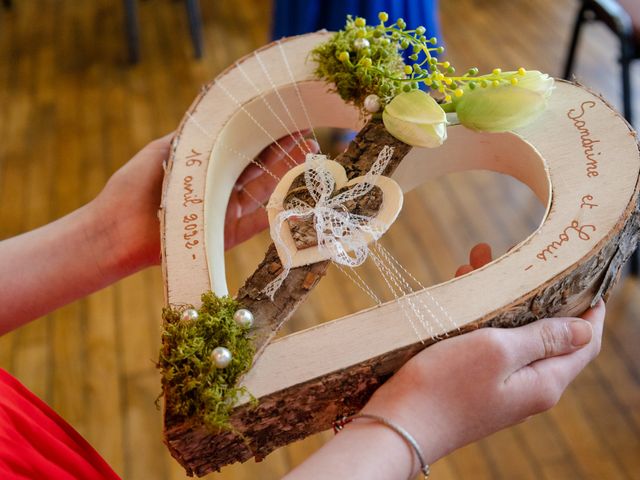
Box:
334 413 430 479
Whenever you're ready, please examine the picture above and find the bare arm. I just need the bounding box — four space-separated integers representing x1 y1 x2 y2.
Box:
0 200 125 334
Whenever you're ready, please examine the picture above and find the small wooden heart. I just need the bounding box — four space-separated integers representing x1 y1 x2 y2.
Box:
267 158 404 268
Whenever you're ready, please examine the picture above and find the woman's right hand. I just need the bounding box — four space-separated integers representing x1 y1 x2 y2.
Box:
363 243 604 471
285 243 604 479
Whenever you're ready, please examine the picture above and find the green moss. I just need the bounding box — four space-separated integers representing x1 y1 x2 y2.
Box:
311 15 406 110
158 292 256 430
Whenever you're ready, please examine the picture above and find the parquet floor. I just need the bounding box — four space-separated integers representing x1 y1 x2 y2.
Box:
0 1 638 479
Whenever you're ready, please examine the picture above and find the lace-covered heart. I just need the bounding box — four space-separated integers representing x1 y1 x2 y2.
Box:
267 156 403 269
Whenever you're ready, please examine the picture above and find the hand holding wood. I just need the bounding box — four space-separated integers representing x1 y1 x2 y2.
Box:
355 301 603 478
92 132 315 279
285 244 604 479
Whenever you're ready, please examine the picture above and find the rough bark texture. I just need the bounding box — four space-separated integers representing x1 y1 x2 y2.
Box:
164 185 640 476
163 116 640 476
163 118 411 474
235 118 411 360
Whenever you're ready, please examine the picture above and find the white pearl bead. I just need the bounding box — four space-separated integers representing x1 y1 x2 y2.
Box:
233 308 254 329
211 347 232 369
364 94 381 113
181 308 199 322
353 37 370 50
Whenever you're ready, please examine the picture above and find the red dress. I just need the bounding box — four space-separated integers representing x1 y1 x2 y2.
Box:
0 369 120 479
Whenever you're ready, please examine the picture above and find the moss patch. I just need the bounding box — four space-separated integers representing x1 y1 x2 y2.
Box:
311 15 406 110
158 292 255 430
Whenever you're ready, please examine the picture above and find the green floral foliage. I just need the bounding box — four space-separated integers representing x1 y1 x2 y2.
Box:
158 293 255 430
312 13 530 111
311 15 406 109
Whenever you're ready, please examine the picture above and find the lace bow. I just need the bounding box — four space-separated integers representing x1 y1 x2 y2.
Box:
264 146 395 299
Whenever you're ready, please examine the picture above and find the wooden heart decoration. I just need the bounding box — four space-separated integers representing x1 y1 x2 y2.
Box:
267 156 404 268
159 32 640 476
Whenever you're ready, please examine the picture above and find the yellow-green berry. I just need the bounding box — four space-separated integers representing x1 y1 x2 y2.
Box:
404 65 413 75
454 88 464 97
492 68 502 75
510 77 519 86
355 17 366 27
518 67 526 76
378 11 388 22
338 51 349 62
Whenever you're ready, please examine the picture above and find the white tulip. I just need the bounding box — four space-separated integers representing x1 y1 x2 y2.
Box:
516 70 555 97
382 90 447 148
455 71 554 132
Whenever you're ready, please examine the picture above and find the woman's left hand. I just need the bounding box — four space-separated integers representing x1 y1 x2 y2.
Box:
93 132 317 274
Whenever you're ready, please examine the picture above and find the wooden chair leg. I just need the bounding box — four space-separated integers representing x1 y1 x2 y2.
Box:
124 0 140 64
186 0 204 59
563 2 588 79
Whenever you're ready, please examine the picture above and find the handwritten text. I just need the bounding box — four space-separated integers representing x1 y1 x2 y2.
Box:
536 220 596 261
567 101 601 178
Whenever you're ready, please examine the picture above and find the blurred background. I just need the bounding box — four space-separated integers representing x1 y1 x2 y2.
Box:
0 0 639 479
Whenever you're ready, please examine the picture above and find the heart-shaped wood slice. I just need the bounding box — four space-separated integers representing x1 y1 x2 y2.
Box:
266 157 404 268
160 32 640 475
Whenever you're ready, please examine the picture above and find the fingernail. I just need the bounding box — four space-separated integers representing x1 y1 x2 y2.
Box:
569 320 592 347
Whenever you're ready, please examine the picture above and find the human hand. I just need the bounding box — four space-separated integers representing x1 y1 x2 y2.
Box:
359 242 604 472
224 134 318 249
454 242 493 277
91 132 316 277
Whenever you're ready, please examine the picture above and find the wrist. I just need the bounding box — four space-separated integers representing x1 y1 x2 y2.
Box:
82 198 146 284
288 415 416 480
338 413 429 479
76 200 124 284
361 374 456 468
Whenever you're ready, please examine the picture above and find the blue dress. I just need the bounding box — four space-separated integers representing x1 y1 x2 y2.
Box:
272 0 441 45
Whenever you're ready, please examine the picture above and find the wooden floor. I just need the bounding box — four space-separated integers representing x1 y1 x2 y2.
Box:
0 0 639 478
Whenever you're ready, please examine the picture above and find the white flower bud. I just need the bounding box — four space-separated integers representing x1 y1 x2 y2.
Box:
382 90 447 148
455 71 554 132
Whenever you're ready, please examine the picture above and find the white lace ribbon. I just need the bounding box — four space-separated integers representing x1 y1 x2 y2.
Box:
264 146 395 299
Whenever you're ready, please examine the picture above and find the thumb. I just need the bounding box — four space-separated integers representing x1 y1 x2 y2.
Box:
508 317 593 368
